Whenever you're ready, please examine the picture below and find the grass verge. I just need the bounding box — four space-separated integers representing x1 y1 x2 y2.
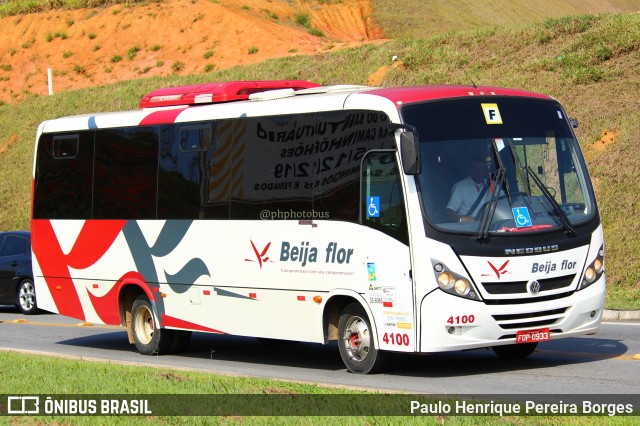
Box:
0 351 635 424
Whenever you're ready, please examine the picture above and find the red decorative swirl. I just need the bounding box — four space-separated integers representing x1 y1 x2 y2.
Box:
31 219 126 320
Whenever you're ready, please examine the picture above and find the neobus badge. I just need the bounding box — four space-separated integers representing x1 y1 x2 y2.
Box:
505 245 559 255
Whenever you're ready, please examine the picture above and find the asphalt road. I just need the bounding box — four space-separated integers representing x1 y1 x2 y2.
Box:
1 307 639 394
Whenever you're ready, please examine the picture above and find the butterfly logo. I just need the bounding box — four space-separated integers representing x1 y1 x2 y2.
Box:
484 260 509 279
245 240 271 269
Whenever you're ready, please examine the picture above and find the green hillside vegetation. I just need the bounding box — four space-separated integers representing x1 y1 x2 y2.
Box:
373 0 640 38
0 0 149 17
0 13 638 308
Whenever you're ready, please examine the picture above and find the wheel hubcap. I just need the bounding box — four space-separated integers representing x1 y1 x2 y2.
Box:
134 305 154 344
343 316 370 362
19 282 35 311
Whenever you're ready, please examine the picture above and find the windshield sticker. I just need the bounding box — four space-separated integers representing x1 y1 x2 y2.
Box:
481 103 503 124
494 138 505 152
557 110 563 119
367 196 380 218
512 207 532 228
367 262 377 281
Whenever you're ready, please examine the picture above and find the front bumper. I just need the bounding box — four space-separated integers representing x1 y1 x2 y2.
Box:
419 276 605 352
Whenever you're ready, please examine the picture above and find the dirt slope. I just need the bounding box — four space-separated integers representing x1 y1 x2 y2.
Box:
0 0 382 104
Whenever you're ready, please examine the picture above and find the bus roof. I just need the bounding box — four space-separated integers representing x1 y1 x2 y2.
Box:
365 85 553 105
39 82 555 134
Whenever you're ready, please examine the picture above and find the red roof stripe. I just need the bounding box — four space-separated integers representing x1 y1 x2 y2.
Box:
138 107 187 126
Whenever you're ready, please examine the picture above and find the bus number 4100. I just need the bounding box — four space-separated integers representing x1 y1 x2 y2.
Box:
382 332 410 346
447 315 475 325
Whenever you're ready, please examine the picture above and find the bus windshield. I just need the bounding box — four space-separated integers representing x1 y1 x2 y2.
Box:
400 97 596 235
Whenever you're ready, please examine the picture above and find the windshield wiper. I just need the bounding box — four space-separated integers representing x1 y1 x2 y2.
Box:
524 166 575 235
474 139 509 240
475 167 505 241
491 138 511 204
505 139 531 198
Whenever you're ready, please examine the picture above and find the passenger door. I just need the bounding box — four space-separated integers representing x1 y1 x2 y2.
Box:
361 152 416 353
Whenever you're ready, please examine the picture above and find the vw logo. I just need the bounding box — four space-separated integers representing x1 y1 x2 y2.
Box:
527 280 541 295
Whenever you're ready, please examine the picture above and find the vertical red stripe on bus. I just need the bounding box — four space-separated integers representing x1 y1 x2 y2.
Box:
138 107 187 126
31 219 126 320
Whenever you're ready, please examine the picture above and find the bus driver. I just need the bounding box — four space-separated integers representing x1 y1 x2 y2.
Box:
446 158 492 222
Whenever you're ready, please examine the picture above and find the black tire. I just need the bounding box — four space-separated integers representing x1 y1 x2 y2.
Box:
492 342 537 359
17 279 38 315
337 303 385 374
131 294 174 355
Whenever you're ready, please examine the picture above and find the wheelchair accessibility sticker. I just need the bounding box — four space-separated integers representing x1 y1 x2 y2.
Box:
512 207 532 228
367 196 380 218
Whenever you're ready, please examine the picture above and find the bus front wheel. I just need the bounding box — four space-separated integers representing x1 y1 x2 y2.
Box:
492 342 537 358
338 303 385 374
131 294 174 355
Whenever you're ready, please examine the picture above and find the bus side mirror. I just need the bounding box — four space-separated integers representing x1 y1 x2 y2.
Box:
400 131 421 175
570 118 578 129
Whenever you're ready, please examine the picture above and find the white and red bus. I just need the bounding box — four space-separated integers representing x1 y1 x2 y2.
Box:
31 80 605 373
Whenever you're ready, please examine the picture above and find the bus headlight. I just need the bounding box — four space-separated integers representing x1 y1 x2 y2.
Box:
584 266 596 283
454 279 471 296
437 272 455 290
579 245 604 291
432 259 480 301
593 257 603 274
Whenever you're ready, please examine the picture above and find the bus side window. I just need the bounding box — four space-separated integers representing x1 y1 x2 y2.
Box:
361 152 409 245
230 115 314 220
93 127 158 219
158 121 230 219
33 132 94 219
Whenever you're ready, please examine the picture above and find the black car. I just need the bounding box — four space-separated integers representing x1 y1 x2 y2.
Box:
0 231 37 314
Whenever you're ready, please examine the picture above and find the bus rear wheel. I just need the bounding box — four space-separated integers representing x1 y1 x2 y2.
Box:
131 294 174 355
492 342 537 359
338 303 385 374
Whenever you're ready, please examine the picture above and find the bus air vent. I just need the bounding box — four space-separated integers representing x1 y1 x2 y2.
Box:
139 80 320 108
295 84 372 95
249 88 295 101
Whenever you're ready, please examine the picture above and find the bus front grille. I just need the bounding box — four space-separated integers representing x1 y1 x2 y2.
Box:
482 274 575 295
491 307 569 330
